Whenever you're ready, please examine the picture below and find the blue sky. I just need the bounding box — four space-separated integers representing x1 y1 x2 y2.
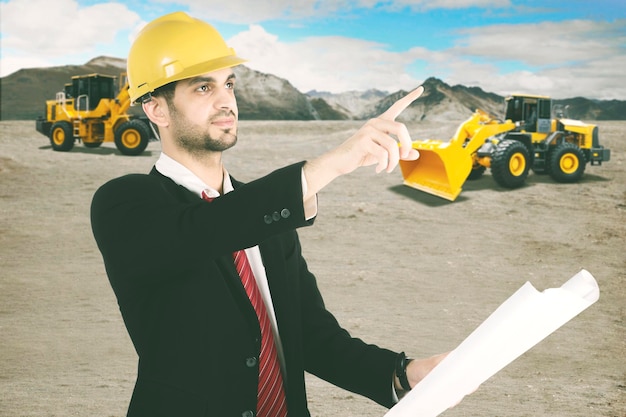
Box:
1 0 625 99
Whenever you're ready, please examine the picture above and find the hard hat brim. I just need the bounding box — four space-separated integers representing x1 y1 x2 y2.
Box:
130 54 248 103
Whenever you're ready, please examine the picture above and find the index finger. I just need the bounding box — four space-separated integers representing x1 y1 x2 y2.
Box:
380 85 424 121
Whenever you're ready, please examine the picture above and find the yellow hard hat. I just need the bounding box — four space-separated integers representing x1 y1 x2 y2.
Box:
127 11 247 103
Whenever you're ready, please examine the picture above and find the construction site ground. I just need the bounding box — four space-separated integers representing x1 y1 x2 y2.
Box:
1 119 624 417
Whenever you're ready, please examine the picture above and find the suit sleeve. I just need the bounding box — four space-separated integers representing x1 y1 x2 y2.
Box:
90 162 313 292
295 237 399 408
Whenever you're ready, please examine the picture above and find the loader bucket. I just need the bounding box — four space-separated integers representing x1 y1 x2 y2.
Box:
399 140 473 201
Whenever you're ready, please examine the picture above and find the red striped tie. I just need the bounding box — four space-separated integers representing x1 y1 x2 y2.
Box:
202 191 288 417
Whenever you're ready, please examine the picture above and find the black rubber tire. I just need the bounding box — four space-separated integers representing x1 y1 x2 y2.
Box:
490 139 530 188
549 142 586 183
49 121 74 152
114 120 150 156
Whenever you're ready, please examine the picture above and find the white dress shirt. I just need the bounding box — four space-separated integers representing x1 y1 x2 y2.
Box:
155 152 288 375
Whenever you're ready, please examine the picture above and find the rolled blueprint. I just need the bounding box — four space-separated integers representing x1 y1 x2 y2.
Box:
384 269 600 417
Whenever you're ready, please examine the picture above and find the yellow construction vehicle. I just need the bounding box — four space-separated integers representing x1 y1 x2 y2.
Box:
400 94 611 201
35 73 152 155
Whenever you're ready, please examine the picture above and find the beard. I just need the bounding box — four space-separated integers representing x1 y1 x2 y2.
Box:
170 108 238 154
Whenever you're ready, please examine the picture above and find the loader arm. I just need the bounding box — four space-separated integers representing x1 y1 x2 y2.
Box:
109 80 132 122
455 110 516 154
399 109 515 201
107 80 133 137
116 81 132 115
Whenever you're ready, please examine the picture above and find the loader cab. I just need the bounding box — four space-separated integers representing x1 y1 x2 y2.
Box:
63 83 73 98
68 73 116 112
504 94 552 133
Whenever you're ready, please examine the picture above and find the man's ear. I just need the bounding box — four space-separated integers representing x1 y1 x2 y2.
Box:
142 97 169 128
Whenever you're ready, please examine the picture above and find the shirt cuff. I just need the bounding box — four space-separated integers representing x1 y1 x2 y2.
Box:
301 168 317 220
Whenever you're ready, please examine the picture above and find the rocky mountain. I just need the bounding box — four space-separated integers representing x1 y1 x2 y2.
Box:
1 56 624 121
233 65 319 120
555 96 626 121
307 89 389 119
366 77 505 122
1 57 142 120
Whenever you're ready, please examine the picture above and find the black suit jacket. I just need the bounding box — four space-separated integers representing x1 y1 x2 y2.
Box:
91 161 398 417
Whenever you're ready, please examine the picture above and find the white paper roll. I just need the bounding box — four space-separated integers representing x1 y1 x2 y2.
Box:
384 269 600 417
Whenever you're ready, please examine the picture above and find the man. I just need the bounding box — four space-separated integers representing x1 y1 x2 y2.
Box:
91 11 446 417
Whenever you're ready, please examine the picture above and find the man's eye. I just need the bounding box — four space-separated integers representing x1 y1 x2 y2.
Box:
198 85 211 92
226 82 235 90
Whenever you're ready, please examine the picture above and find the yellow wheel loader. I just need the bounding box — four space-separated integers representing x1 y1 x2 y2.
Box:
399 94 611 201
35 73 152 155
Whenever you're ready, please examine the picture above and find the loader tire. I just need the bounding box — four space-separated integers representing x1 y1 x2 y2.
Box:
49 121 74 152
490 139 530 189
549 142 586 183
115 120 150 156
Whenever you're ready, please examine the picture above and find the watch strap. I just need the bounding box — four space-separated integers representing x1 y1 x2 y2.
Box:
395 352 413 391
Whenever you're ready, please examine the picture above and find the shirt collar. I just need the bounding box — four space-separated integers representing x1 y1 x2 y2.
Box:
154 152 234 199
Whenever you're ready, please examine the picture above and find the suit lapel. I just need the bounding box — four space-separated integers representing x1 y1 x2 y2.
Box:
151 168 261 332
216 254 261 332
229 175 292 335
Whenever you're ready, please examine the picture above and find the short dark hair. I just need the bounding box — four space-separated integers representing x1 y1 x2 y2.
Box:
151 81 177 105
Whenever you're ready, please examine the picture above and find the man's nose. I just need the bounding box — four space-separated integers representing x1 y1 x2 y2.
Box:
214 87 236 111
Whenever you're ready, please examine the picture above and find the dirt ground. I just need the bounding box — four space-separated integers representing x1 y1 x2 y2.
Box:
0 119 624 417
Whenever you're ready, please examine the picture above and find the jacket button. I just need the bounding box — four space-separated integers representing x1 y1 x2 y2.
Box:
272 211 281 222
264 214 273 224
245 357 258 367
281 208 290 219
242 411 255 417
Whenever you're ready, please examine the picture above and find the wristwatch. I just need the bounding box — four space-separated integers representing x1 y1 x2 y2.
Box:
395 352 414 391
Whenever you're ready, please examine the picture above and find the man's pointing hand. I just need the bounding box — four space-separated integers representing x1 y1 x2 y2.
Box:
303 86 424 200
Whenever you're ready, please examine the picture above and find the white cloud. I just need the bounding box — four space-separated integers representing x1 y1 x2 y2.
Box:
228 19 626 99
171 0 512 24
453 20 625 67
0 55 52 78
1 1 623 100
164 0 347 24
0 0 142 76
443 19 626 99
382 0 512 12
229 24 422 93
